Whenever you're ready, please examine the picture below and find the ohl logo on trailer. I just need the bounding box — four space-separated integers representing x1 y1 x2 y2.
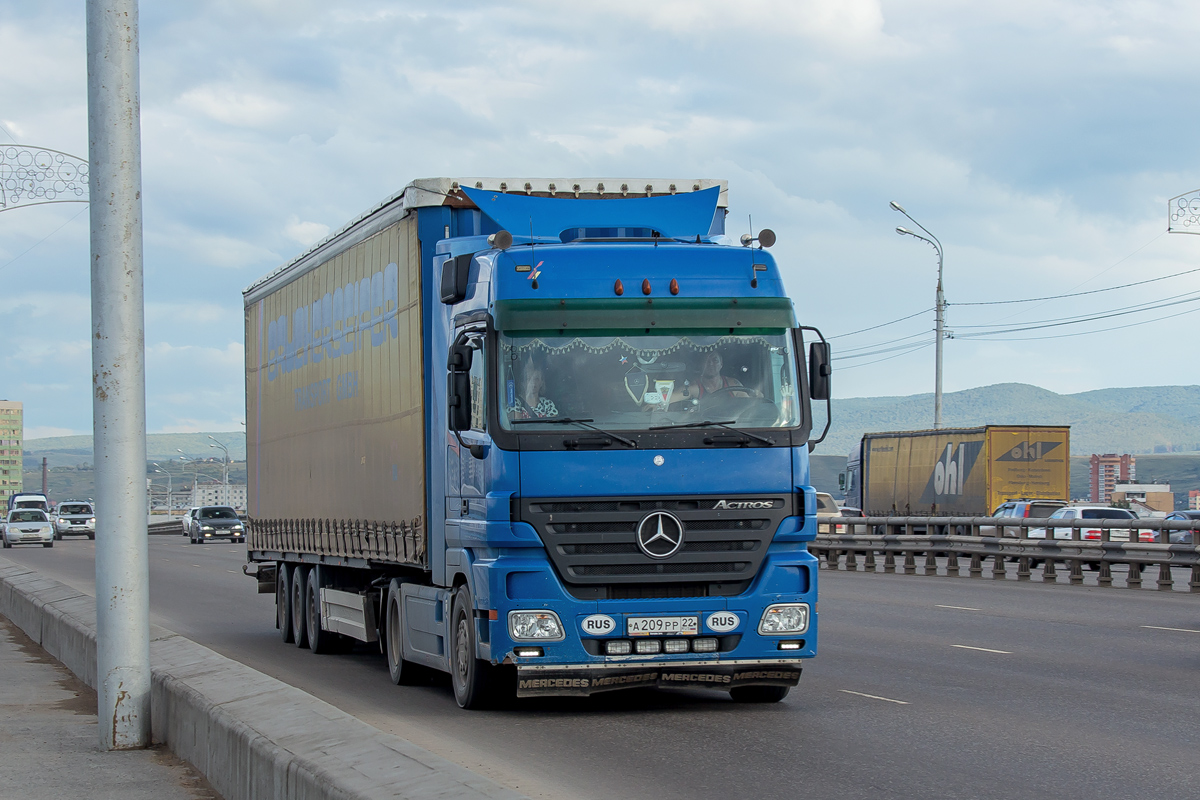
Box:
996 441 1062 462
919 440 984 504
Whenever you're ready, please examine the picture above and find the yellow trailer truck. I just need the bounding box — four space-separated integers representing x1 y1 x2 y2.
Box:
842 426 1070 517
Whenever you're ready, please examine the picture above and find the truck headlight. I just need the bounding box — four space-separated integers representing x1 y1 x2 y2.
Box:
758 603 810 635
508 610 565 641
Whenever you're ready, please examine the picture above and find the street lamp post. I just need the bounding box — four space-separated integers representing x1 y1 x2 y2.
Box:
208 437 229 506
890 201 945 428
152 463 172 519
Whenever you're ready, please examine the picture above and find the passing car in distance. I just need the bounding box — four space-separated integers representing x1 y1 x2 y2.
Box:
53 500 95 540
1029 506 1152 542
181 507 199 537
3 509 55 548
979 499 1069 538
189 506 245 544
815 492 841 534
1161 511 1200 544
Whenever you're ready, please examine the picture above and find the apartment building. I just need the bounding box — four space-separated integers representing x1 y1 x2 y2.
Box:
0 401 22 509
1089 453 1135 503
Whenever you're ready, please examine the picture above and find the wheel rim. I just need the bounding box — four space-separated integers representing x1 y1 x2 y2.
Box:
454 613 470 689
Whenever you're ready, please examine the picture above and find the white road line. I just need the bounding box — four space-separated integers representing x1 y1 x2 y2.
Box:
1141 625 1200 634
935 604 981 611
839 689 910 705
951 644 1011 654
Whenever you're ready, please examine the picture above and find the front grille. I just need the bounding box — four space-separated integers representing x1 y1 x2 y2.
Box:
522 494 792 600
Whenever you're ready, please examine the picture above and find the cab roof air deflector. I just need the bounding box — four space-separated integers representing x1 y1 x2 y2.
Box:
461 186 723 241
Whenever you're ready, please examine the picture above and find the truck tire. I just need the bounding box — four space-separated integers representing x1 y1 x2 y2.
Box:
730 685 790 703
291 565 309 649
385 580 423 684
277 563 294 643
449 585 494 709
306 566 342 654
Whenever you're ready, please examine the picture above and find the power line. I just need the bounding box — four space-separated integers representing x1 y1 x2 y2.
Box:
956 292 1200 338
959 304 1200 342
0 205 89 273
0 121 17 143
954 288 1200 330
953 263 1200 306
836 336 937 360
836 329 931 356
837 341 935 371
827 307 934 339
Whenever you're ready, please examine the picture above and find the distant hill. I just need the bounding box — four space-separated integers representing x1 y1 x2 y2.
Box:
814 383 1200 458
24 432 246 469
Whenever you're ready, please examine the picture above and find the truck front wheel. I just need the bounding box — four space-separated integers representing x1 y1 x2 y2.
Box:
449 586 493 709
730 685 790 703
385 580 423 685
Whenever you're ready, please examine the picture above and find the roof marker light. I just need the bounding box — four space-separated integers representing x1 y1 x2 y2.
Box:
669 279 679 295
642 279 652 295
614 279 624 296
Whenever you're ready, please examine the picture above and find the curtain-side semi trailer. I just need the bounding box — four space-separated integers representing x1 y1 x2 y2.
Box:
842 425 1071 518
243 178 832 708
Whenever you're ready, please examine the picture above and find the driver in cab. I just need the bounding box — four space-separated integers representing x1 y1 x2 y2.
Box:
678 351 745 403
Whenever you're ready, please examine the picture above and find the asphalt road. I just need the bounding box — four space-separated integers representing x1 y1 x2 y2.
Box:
6 535 1199 800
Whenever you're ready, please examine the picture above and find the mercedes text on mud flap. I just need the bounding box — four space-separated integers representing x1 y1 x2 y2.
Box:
242 178 831 708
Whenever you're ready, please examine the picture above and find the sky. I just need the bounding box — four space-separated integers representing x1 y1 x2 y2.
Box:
2 0 1200 439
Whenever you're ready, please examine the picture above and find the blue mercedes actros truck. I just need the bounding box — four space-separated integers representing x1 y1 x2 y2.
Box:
243 178 831 708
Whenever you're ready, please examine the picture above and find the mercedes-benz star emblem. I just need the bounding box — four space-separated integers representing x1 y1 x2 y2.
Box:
636 511 684 559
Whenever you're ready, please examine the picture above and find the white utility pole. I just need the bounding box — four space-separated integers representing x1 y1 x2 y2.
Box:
890 201 946 428
87 0 151 750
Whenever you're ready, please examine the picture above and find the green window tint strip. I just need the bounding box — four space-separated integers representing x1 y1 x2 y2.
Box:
493 297 796 332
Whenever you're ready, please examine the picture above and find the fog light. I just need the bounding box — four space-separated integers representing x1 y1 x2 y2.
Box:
778 640 803 651
634 639 661 654
758 603 809 635
605 639 632 655
514 647 544 658
508 610 565 641
692 637 718 653
663 639 689 654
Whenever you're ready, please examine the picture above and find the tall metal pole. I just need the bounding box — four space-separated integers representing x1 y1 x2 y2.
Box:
87 0 151 750
890 202 945 428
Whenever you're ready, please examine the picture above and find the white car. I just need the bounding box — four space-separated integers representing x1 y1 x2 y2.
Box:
53 501 96 540
182 507 199 537
1028 506 1153 542
3 509 55 548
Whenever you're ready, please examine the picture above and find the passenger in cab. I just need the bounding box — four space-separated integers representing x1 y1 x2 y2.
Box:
507 359 559 419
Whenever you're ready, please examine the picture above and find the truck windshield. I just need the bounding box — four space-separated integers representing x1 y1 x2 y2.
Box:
498 330 802 431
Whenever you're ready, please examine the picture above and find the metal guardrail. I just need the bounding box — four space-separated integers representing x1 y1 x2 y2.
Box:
813 515 1200 592
147 520 183 535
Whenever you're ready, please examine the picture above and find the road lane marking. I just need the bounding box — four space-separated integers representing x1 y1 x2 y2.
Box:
951 644 1011 654
1141 625 1200 634
839 690 910 705
936 604 981 611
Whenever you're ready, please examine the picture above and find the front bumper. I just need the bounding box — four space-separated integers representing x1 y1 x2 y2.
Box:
515 659 803 697
7 529 54 544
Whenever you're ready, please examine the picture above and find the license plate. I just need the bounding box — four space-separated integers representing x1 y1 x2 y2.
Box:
626 616 699 636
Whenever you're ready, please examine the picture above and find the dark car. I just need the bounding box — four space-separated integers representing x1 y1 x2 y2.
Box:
188 506 245 544
1161 511 1200 544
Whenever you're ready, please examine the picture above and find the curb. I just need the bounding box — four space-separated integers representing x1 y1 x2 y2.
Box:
0 557 526 800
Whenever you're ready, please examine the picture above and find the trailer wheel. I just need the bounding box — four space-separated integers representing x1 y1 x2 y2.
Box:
730 685 790 703
291 564 309 649
306 567 341 654
449 586 494 709
385 580 422 685
277 563 294 643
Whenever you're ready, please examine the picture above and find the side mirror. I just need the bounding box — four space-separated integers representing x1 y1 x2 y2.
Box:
440 254 473 304
447 372 472 431
447 342 473 432
809 341 831 400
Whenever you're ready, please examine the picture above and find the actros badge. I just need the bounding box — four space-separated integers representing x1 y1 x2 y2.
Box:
636 511 684 558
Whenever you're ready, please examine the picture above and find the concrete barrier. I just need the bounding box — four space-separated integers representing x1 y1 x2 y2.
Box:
0 557 526 800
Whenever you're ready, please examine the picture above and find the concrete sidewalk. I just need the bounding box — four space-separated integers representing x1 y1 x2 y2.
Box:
0 616 220 800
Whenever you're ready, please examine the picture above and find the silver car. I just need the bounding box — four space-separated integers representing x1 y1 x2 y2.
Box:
3 509 55 548
53 501 95 540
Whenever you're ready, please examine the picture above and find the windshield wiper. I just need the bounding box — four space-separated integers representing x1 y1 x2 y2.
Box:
649 419 775 446
510 417 637 448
